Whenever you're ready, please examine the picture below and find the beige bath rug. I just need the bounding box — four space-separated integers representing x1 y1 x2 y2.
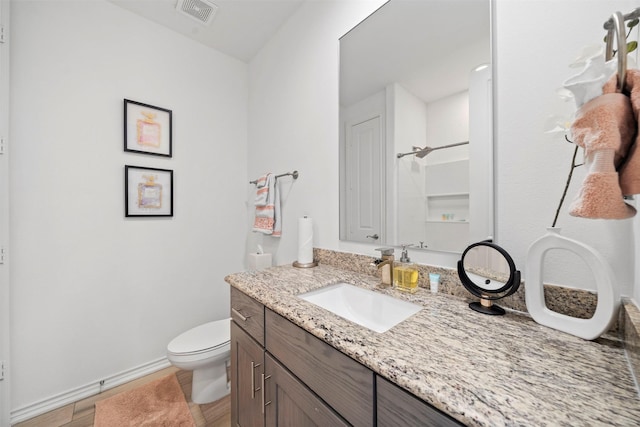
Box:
94 374 195 427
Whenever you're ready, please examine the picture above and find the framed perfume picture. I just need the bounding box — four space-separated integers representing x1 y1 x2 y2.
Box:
125 165 173 217
124 99 172 157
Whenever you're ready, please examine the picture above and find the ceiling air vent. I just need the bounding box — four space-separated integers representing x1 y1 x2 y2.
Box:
176 0 218 25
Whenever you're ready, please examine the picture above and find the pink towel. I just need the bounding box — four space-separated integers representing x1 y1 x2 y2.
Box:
568 91 636 219
603 69 640 195
252 174 281 236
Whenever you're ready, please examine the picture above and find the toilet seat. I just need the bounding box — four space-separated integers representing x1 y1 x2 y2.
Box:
168 318 230 357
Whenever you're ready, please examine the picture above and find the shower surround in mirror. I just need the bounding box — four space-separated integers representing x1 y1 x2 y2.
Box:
339 0 493 253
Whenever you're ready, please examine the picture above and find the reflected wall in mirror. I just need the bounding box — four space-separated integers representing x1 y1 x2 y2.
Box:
339 0 493 253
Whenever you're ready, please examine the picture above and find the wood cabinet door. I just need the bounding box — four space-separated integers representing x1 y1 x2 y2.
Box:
265 309 374 426
231 321 265 427
377 376 463 427
264 353 349 427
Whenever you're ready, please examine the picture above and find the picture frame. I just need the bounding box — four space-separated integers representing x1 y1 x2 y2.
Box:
125 165 173 217
124 99 172 157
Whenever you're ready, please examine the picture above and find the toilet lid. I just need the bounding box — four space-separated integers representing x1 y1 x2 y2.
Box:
168 318 230 355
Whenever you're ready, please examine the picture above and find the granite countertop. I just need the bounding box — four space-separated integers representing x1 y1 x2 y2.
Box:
225 264 640 427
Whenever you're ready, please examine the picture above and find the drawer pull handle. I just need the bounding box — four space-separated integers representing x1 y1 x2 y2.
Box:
232 308 250 322
251 361 261 399
261 373 272 413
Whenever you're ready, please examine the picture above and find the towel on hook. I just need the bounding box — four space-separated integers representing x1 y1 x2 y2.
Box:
603 68 640 195
252 173 282 237
568 90 636 219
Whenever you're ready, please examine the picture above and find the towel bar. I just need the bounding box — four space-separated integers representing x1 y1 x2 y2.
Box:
250 170 299 185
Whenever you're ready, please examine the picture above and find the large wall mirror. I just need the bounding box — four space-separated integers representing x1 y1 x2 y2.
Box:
339 0 494 253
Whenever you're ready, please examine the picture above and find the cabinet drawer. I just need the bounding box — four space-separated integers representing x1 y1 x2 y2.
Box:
377 376 463 427
265 309 374 427
231 287 265 346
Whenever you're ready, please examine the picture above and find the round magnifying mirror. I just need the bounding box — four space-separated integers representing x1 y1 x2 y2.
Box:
457 241 521 315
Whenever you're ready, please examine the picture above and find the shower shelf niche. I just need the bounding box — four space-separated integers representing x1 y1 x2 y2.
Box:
425 192 469 222
422 159 471 252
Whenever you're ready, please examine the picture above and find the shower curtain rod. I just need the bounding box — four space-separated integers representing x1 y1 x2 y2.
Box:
249 170 299 185
397 141 469 159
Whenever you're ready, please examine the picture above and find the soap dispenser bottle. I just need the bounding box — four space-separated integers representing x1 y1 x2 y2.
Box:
393 245 419 293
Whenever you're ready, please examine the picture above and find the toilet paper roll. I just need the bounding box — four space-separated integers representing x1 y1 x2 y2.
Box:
248 253 272 271
297 217 314 264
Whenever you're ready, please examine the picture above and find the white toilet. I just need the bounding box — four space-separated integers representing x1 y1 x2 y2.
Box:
167 318 231 404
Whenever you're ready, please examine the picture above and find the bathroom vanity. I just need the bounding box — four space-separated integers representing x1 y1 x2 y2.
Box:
226 264 640 426
230 286 458 426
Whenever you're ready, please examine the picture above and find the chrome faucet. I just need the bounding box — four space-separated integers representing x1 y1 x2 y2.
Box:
374 247 395 286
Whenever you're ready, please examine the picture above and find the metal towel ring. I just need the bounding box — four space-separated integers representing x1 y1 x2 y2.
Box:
605 11 627 91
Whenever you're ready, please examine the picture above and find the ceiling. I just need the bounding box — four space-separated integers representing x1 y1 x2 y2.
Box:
340 0 490 106
108 0 491 105
108 0 305 62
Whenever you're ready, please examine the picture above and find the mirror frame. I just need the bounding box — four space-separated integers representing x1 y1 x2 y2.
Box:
457 241 521 300
457 240 521 316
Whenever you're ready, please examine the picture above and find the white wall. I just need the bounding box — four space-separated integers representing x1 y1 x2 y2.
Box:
0 1 10 425
424 91 469 164
248 0 638 295
10 0 247 414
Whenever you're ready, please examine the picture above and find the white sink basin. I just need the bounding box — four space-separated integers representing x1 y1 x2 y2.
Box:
297 282 422 333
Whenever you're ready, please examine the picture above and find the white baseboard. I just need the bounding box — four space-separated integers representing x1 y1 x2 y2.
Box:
10 357 171 424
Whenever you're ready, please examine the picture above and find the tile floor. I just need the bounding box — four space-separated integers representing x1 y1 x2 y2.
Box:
13 366 231 427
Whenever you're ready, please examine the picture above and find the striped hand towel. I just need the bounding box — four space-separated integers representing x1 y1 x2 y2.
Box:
252 173 281 236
